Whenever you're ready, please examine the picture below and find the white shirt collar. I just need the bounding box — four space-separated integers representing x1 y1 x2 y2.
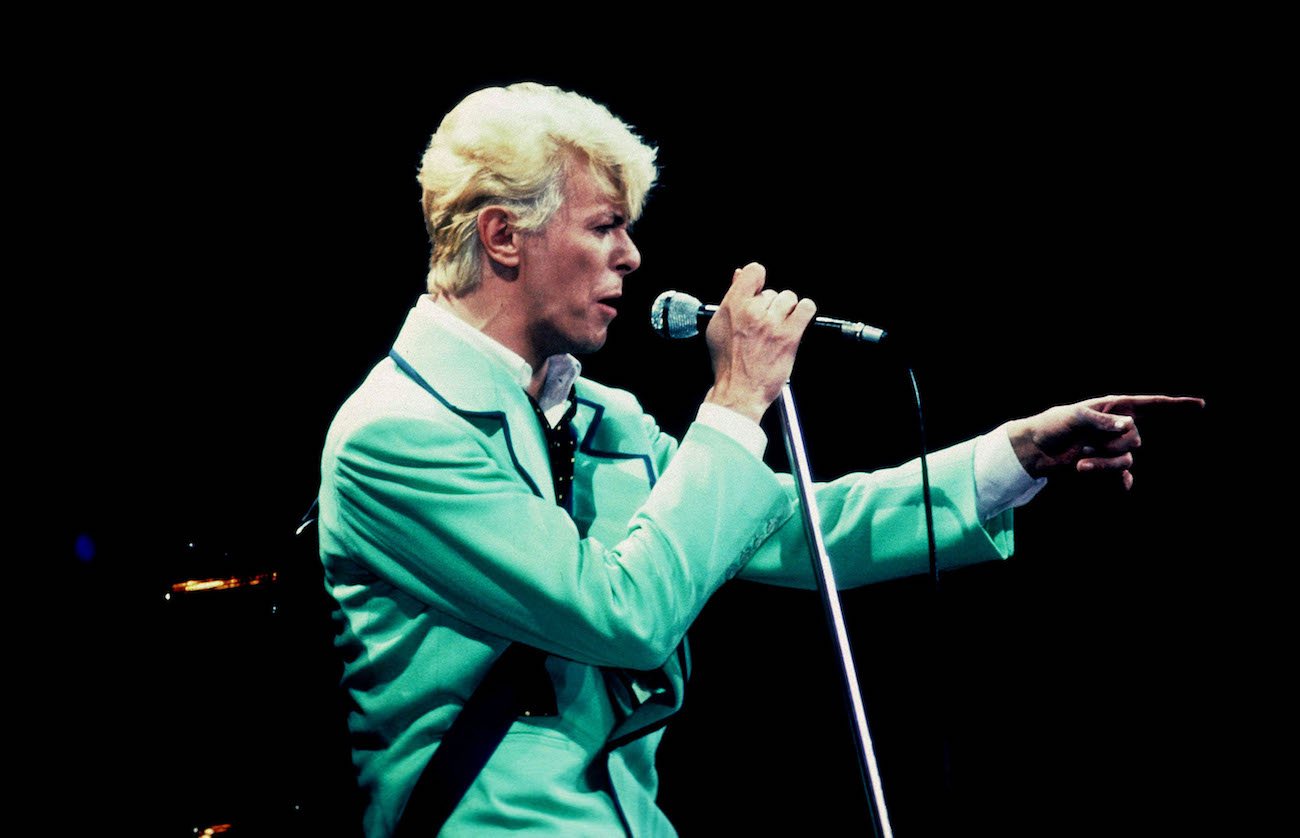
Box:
416 295 581 420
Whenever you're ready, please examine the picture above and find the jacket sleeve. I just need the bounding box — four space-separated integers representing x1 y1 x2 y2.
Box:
325 413 790 671
737 438 1015 589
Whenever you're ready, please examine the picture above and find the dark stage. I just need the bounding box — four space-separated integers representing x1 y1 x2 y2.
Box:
46 46 1264 836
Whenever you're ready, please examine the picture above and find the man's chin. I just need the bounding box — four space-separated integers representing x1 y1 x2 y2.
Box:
571 334 608 356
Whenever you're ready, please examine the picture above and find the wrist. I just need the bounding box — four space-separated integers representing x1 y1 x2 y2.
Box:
1004 417 1046 479
705 385 768 425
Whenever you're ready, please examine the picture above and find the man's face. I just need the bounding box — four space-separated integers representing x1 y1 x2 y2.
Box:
516 166 641 362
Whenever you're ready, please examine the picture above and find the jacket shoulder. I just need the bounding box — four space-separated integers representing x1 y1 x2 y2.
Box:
323 358 465 460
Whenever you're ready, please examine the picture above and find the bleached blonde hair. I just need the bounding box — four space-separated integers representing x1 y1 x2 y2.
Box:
418 82 658 296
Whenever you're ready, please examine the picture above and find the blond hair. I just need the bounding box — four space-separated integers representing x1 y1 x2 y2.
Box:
418 82 658 296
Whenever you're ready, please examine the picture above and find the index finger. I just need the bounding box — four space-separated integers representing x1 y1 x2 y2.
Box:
1087 395 1206 414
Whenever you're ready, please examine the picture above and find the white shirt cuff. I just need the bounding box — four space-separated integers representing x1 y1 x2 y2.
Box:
975 423 1048 520
696 402 767 460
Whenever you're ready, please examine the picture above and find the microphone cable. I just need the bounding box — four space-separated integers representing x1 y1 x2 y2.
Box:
902 360 961 832
908 366 940 590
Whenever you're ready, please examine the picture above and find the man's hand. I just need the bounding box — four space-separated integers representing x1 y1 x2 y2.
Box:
1005 395 1206 490
704 263 818 423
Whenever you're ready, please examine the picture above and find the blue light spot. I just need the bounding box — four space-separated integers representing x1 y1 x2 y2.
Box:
74 534 96 562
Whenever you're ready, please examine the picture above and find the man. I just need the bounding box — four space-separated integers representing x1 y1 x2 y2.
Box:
318 81 1200 836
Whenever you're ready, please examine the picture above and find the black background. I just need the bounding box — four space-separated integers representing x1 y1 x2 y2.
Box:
44 28 1271 837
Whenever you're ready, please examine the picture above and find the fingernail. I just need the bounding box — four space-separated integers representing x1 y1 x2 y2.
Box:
1113 419 1130 431
1078 461 1095 472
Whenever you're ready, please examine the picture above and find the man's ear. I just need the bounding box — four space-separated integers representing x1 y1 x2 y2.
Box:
477 206 521 269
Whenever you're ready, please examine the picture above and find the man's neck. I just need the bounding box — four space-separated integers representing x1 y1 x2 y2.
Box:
432 292 548 398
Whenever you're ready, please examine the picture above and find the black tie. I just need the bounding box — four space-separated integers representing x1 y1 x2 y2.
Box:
527 389 578 515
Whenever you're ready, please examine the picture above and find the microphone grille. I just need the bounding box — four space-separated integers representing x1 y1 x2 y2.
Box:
650 290 703 339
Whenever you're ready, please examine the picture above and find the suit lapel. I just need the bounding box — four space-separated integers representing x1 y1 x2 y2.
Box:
570 394 658 488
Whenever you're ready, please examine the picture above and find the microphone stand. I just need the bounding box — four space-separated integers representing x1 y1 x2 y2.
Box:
777 382 893 838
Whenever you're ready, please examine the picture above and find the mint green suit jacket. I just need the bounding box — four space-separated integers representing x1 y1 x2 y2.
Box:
318 304 1015 836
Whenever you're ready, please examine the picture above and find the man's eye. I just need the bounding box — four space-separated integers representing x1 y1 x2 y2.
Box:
595 215 626 234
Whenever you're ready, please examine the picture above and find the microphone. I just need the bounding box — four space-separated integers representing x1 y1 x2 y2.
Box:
650 290 887 343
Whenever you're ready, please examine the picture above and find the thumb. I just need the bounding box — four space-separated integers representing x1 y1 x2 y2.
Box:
723 263 767 302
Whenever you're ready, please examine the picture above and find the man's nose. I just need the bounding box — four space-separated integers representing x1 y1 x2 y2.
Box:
616 230 641 275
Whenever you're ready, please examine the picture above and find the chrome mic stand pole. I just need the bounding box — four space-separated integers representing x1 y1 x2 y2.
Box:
777 382 893 838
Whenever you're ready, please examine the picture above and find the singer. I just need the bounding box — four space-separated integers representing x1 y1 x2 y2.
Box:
317 82 1202 837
